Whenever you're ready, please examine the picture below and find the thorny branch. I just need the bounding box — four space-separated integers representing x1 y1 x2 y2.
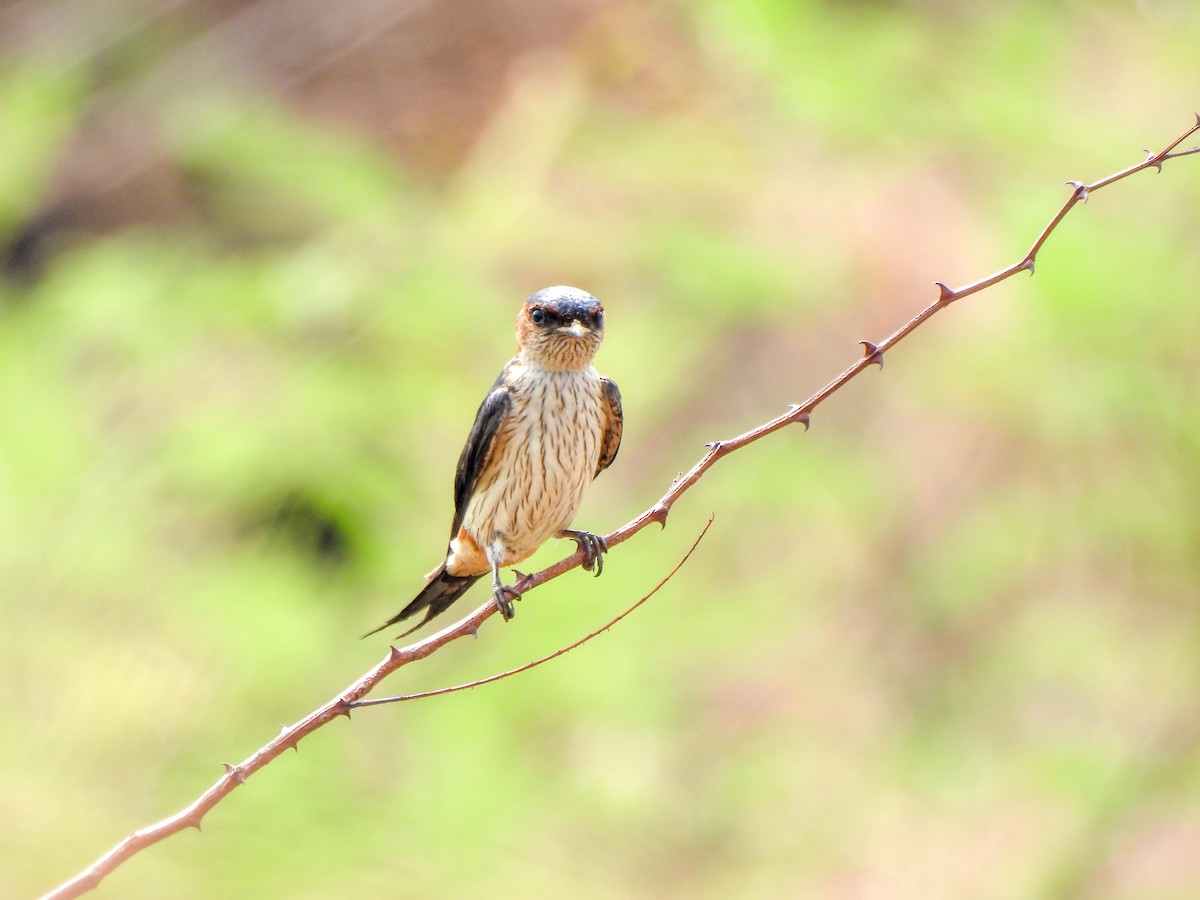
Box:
42 117 1200 900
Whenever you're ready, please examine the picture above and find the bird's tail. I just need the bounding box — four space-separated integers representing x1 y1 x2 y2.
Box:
361 564 482 639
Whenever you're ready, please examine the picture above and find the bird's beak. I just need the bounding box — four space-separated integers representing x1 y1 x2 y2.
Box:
558 320 590 338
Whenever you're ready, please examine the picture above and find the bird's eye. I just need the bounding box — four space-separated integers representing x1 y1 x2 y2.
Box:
529 307 546 326
591 310 603 327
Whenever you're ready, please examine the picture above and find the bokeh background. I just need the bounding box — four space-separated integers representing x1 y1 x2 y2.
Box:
4 1 1200 897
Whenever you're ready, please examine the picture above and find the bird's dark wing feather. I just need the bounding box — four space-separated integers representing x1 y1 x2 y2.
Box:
596 377 623 477
450 375 512 539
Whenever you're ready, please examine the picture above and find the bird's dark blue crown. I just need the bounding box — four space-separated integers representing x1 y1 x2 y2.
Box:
526 286 603 325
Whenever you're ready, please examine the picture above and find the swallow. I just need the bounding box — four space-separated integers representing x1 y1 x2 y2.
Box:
366 286 623 638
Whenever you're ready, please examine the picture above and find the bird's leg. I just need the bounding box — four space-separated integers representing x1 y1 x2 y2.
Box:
558 529 609 577
487 550 521 620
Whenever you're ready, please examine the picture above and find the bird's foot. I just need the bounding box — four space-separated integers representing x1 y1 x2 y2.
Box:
492 583 521 620
560 529 609 577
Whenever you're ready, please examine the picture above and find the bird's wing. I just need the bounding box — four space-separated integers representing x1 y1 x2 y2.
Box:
450 373 512 539
596 377 623 477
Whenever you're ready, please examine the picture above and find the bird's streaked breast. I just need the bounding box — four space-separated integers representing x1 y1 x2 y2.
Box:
451 363 604 573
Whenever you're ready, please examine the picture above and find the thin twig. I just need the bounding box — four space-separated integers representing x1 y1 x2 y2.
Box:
351 516 714 707
41 116 1200 900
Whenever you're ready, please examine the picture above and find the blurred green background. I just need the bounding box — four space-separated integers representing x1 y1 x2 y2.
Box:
3 1 1200 897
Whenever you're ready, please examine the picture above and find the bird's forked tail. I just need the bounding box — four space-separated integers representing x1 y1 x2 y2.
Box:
362 564 482 639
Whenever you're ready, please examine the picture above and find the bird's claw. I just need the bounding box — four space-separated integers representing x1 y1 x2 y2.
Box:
493 584 521 620
561 529 609 577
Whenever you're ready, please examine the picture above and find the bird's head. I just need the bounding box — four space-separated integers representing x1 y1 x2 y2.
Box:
515 286 606 372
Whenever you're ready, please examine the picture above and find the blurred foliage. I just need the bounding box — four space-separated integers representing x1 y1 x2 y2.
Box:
3 0 1200 897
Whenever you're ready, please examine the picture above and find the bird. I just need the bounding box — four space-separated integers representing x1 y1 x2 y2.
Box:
366 286 623 638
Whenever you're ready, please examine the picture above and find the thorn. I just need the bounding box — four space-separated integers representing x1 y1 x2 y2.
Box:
512 569 527 580
277 724 298 752
1020 257 1035 276
184 814 203 832
704 440 723 452
333 698 352 719
649 505 669 529
787 405 811 430
1144 149 1164 173
222 763 246 785
1194 112 1199 127
935 282 956 304
1066 180 1089 202
387 644 403 662
859 340 884 369
466 626 479 639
